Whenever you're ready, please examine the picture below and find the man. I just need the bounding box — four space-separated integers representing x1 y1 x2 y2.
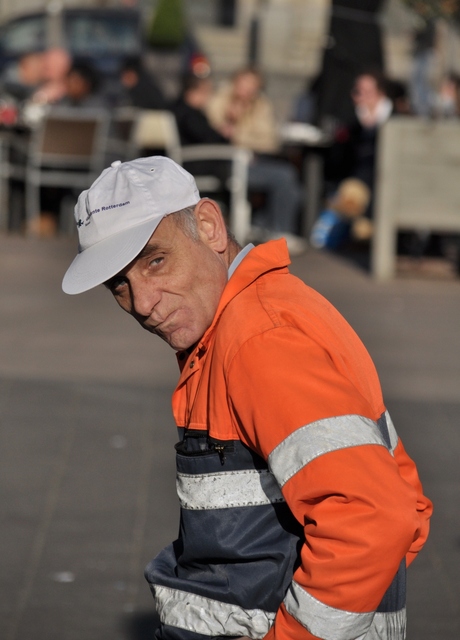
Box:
63 156 432 640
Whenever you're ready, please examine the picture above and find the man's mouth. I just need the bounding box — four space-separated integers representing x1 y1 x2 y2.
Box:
150 309 179 333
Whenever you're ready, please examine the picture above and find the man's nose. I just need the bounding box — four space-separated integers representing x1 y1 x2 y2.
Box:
130 278 160 318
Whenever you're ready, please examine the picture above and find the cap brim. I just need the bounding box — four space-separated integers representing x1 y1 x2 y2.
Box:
62 217 161 294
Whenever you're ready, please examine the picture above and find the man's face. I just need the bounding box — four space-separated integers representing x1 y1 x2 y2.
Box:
105 210 229 351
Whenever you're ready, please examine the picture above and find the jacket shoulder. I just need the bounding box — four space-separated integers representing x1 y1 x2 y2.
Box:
216 269 335 356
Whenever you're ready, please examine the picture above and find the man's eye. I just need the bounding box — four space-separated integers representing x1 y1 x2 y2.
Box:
149 256 164 267
106 277 127 294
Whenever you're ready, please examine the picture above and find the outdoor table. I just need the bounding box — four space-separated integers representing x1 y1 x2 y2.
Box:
280 122 333 237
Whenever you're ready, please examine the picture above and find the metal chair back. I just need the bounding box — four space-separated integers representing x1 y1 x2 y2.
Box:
132 109 182 165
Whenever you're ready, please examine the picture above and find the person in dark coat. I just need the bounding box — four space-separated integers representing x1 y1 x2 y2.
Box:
314 0 385 129
171 74 231 207
324 71 393 220
117 57 167 110
172 74 227 146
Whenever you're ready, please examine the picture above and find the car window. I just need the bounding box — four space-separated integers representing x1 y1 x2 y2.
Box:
0 15 46 54
64 14 140 56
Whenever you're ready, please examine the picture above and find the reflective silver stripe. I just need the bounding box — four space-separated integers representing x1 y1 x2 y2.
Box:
385 411 399 454
176 468 284 510
365 610 406 640
269 414 388 488
152 584 275 639
284 581 406 640
284 580 374 640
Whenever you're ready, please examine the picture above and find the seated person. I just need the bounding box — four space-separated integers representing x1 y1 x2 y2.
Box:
207 67 306 253
207 66 279 153
173 74 227 146
31 48 72 105
57 61 108 109
310 178 371 250
325 70 393 219
171 74 233 209
0 51 45 103
115 57 167 110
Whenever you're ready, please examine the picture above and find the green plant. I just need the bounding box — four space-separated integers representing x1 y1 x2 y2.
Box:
148 0 187 49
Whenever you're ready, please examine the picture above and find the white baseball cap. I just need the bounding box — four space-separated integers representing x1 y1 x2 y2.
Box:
62 156 200 295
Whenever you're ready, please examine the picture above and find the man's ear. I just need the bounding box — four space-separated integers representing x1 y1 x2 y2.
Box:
194 198 228 253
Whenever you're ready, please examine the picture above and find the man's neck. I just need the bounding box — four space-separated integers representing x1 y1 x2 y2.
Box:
226 240 242 267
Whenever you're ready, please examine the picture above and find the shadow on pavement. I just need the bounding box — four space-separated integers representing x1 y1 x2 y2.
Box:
122 611 160 640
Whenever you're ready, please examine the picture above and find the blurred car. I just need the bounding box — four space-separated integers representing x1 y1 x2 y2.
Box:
0 4 210 76
0 6 144 77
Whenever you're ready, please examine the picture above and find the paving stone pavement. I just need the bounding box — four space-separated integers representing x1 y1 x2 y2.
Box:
1 234 459 640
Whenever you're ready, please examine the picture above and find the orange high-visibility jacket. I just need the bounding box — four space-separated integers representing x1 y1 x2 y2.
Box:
146 240 432 640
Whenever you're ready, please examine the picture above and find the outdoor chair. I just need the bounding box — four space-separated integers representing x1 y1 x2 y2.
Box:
1 106 110 234
180 144 253 245
132 109 182 165
106 106 141 163
131 109 252 243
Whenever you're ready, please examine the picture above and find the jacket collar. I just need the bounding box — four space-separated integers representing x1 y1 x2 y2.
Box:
175 238 290 376
202 238 290 349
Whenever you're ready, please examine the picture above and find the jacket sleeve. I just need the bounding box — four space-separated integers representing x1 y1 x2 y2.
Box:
392 437 432 567
227 326 432 640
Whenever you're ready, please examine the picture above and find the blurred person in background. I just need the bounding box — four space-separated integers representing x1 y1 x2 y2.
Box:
325 70 393 221
171 73 236 217
57 61 108 109
34 60 108 235
208 67 278 153
314 0 385 130
351 71 393 131
115 57 167 110
432 73 460 117
207 67 306 254
32 47 72 105
0 51 45 104
173 73 227 146
409 10 437 116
